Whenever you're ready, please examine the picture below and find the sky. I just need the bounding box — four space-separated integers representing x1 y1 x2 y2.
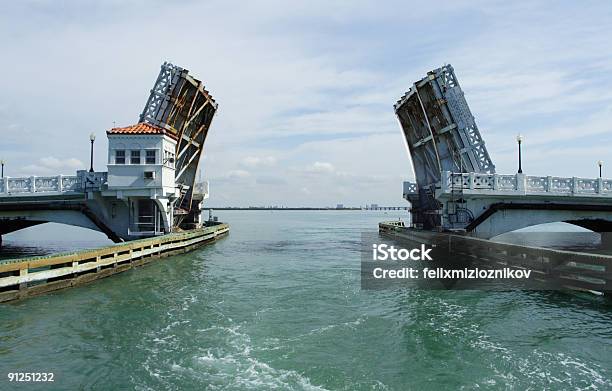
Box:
0 0 611 207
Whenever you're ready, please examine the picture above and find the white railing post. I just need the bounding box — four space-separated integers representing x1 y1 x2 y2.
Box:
597 178 603 194
493 173 499 190
30 176 36 193
546 176 552 192
468 172 475 190
58 175 63 192
516 173 526 193
3 177 8 193
572 177 578 195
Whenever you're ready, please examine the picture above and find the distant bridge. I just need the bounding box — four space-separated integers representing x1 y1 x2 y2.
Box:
363 206 410 211
396 65 612 241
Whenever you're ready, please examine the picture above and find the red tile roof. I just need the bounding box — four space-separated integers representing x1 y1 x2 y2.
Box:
107 122 178 140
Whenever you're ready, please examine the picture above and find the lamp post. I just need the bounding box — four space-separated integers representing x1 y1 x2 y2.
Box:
516 134 524 174
598 160 603 178
89 133 96 173
0 159 4 178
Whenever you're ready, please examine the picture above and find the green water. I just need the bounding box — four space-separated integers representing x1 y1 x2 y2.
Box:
1 211 612 390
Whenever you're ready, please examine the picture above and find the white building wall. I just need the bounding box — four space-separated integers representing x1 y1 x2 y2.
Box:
107 134 177 197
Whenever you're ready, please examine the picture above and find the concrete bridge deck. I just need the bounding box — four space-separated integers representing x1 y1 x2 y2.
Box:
0 172 117 240
0 172 209 243
403 172 612 238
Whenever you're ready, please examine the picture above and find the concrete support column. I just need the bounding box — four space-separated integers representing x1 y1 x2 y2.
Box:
154 198 172 233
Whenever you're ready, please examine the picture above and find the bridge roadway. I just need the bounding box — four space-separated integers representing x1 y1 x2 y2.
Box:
404 171 612 240
0 171 212 244
0 173 124 243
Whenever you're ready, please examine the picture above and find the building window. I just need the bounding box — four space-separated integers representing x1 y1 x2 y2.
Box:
115 150 125 164
146 150 156 164
131 150 141 164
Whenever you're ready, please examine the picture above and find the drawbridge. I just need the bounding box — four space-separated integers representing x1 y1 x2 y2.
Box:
0 62 217 243
396 65 612 240
140 62 218 227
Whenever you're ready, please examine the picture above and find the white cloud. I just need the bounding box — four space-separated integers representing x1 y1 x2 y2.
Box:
241 156 277 168
226 169 251 179
19 156 84 176
306 162 335 174
39 157 83 170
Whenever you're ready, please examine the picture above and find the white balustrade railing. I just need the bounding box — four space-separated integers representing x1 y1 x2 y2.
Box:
0 171 109 196
440 171 612 196
0 175 81 195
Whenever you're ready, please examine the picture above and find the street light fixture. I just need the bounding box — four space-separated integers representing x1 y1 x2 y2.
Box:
598 160 603 178
89 133 96 173
516 134 524 174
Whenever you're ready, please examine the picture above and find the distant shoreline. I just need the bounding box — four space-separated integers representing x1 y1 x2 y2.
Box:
203 207 409 211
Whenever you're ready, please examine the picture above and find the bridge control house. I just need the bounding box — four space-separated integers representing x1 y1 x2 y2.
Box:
105 123 179 237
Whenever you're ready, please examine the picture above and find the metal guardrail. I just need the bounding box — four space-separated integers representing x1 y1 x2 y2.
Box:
439 171 612 196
